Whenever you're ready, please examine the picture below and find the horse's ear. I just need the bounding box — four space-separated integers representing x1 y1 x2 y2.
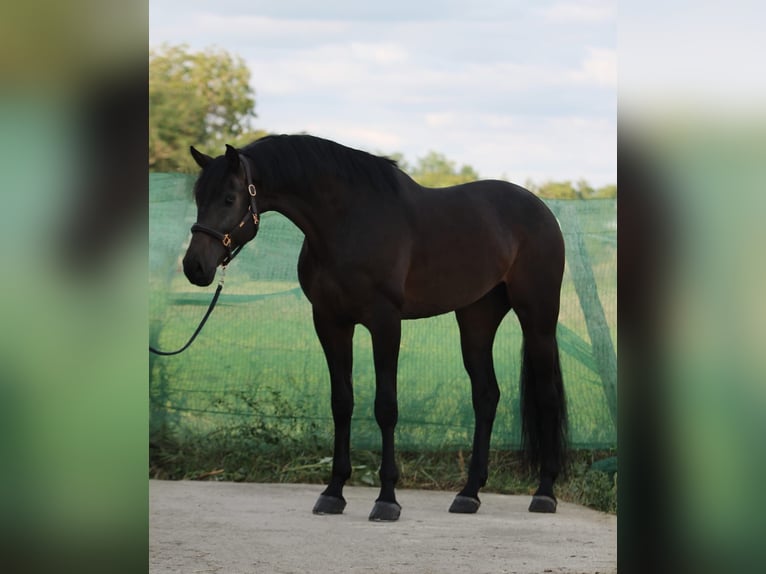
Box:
225 144 240 171
190 146 212 168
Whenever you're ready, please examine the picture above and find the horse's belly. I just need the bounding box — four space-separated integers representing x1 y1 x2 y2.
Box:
400 300 459 319
400 267 505 319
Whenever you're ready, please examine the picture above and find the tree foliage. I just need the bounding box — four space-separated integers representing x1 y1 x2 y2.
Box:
393 151 615 197
150 44 264 172
397 151 480 188
526 179 617 199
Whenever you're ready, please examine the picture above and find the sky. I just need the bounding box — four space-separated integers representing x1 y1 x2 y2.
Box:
150 1 616 186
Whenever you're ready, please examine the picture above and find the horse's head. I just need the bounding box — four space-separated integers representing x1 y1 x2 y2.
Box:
183 144 260 286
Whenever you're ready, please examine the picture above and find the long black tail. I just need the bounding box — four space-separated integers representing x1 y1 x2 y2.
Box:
519 335 568 475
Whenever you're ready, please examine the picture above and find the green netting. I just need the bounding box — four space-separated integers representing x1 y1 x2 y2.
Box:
150 173 616 450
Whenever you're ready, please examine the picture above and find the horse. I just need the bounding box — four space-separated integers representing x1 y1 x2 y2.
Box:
182 134 567 521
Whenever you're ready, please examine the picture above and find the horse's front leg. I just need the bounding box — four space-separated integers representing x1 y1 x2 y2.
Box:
366 307 402 521
311 309 355 515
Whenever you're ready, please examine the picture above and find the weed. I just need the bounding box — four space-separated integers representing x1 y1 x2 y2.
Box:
149 387 616 514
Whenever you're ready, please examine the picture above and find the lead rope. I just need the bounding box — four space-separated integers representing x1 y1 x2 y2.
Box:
149 265 226 356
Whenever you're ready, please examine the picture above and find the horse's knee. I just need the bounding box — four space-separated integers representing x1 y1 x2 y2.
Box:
374 395 398 428
470 380 500 420
331 397 354 423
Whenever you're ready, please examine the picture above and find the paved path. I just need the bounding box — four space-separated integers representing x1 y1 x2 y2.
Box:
150 480 616 574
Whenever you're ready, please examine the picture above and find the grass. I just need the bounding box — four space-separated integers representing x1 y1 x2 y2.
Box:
149 390 617 514
150 287 617 450
150 430 616 513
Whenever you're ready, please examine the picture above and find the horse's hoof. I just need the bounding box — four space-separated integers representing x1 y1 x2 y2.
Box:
312 494 346 515
368 500 401 522
449 495 481 514
528 495 557 513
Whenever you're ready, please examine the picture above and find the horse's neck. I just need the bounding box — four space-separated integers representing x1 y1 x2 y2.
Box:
263 182 340 257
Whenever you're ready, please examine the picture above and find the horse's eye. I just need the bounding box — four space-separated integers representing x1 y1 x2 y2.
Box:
225 194 236 205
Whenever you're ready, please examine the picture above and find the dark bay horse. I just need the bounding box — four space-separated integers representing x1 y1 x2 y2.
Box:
183 135 567 521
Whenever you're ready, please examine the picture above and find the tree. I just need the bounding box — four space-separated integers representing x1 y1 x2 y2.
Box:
535 180 579 200
591 183 617 198
384 152 411 173
529 179 617 199
575 178 594 199
150 44 263 172
408 151 480 187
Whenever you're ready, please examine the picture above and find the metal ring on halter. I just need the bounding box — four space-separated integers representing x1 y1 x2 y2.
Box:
189 152 260 266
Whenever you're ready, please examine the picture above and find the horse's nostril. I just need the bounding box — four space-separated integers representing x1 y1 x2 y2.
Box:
183 256 201 279
183 254 214 286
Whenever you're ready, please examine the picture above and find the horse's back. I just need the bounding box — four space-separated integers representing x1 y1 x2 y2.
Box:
397 178 562 318
408 178 562 255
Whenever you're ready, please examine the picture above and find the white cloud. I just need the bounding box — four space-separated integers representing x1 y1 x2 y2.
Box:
422 113 616 185
424 112 457 128
542 1 615 23
350 42 408 65
150 1 616 185
189 13 351 44
568 47 617 88
332 126 403 150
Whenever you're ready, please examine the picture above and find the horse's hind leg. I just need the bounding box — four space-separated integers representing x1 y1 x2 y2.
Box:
311 309 355 515
449 285 510 514
513 298 568 514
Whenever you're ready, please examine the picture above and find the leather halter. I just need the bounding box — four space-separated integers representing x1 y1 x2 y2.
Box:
190 154 260 266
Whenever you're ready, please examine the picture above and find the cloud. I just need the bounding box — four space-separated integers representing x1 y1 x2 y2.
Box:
350 42 408 65
406 112 616 185
568 47 617 88
424 112 457 128
150 1 616 184
542 1 615 23
162 0 535 23
332 126 403 150
189 13 351 45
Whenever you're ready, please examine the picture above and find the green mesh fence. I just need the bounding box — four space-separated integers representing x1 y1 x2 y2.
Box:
150 173 616 450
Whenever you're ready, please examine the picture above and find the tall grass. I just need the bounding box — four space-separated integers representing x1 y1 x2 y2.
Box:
150 388 616 513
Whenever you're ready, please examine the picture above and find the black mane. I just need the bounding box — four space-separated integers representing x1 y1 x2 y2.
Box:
241 134 401 195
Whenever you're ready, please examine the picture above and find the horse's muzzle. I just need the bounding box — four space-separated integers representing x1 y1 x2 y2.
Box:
183 253 216 287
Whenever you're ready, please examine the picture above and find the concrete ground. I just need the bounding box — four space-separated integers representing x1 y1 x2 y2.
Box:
150 480 616 574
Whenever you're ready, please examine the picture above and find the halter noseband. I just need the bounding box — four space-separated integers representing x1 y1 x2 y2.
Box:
190 154 260 266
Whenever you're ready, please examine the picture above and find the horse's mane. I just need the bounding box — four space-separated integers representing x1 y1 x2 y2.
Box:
241 134 401 195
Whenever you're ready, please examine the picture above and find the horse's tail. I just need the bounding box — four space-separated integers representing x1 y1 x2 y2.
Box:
519 334 568 475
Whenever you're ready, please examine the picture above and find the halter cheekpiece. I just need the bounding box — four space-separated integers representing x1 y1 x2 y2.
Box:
190 153 260 266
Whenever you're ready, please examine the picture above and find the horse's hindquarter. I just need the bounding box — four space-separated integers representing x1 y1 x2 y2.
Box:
399 180 536 318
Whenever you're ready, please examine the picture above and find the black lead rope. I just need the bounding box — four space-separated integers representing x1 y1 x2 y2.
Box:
151 152 258 357
149 269 226 356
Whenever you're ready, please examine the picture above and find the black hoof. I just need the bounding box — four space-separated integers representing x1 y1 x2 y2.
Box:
368 500 401 522
528 495 557 513
312 494 346 515
449 495 481 514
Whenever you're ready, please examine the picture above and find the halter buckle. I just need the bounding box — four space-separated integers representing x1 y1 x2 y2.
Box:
248 184 257 196
222 234 232 247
